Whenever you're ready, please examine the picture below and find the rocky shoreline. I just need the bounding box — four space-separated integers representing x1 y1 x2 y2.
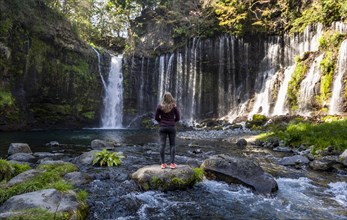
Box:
0 129 346 219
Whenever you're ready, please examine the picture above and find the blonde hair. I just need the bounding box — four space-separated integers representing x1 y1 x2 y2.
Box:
160 92 176 113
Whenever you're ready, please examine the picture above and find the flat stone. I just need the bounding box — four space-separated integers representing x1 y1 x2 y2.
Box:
131 164 198 191
278 155 310 166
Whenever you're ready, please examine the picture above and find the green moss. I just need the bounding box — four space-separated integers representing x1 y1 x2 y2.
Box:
261 118 347 153
290 3 322 34
0 159 14 182
287 60 307 111
0 89 15 108
193 168 204 182
317 31 346 105
0 160 31 182
0 163 78 205
7 208 69 220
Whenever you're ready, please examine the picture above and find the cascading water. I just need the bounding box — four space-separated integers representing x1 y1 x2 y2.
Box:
298 53 324 115
272 65 296 115
249 40 281 118
329 39 347 114
101 55 124 128
91 47 107 89
124 22 347 126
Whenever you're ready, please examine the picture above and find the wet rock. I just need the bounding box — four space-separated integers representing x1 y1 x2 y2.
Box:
7 169 43 187
236 139 247 147
45 141 60 147
8 143 32 156
131 165 198 191
278 155 309 166
8 153 35 163
309 156 339 171
273 146 293 152
339 149 347 166
0 189 81 219
33 152 55 158
200 154 278 194
74 150 100 165
64 172 92 186
91 139 117 150
39 160 68 165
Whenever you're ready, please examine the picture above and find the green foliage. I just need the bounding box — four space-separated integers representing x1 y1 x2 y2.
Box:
290 3 322 34
263 119 347 153
6 208 69 220
11 163 31 177
0 159 14 182
246 114 268 130
93 148 125 167
317 31 345 105
0 163 77 205
0 89 15 108
193 168 204 182
287 60 307 111
0 160 31 182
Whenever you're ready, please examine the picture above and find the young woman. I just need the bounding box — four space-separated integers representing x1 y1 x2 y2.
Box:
155 92 180 169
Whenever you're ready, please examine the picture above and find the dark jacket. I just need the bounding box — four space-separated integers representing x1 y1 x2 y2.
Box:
155 105 180 127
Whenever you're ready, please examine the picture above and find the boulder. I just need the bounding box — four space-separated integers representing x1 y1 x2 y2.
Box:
7 153 35 163
91 139 117 150
131 165 198 191
236 139 247 147
278 155 310 166
273 146 293 152
309 156 339 171
74 150 100 165
200 154 278 194
0 189 81 219
33 152 55 158
8 143 32 156
339 149 347 166
7 169 43 187
64 172 92 186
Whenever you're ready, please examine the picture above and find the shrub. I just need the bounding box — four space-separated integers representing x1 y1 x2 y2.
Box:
92 148 125 167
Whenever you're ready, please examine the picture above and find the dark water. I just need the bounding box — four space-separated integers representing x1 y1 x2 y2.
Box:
0 129 346 219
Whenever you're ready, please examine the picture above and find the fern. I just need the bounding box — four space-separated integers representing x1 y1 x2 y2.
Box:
92 148 125 167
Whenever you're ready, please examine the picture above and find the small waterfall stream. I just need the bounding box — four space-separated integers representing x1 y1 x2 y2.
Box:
329 39 347 114
101 55 124 128
273 65 296 115
298 53 324 115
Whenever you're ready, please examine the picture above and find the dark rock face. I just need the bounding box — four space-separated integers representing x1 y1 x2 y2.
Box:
0 0 107 130
200 154 278 194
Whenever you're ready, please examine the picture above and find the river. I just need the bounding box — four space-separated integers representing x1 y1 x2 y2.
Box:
0 129 346 219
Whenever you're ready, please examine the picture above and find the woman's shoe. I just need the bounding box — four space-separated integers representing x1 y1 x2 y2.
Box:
170 163 176 169
161 163 167 169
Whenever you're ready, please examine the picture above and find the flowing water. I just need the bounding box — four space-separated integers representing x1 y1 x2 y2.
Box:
101 55 124 128
1 129 346 219
329 39 347 115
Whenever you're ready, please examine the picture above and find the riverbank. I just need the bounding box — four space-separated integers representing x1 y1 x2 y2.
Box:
0 128 346 219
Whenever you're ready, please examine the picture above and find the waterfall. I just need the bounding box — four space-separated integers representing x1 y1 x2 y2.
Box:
298 54 324 115
91 47 107 88
329 39 347 114
249 41 281 118
157 55 165 103
101 55 124 128
273 65 296 115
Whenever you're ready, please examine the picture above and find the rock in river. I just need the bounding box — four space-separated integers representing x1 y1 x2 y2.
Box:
200 154 278 194
131 164 200 191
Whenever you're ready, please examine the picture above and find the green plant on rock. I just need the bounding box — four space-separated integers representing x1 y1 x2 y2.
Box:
287 60 307 111
93 148 125 167
0 160 31 182
0 163 77 205
193 168 204 183
0 159 14 182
